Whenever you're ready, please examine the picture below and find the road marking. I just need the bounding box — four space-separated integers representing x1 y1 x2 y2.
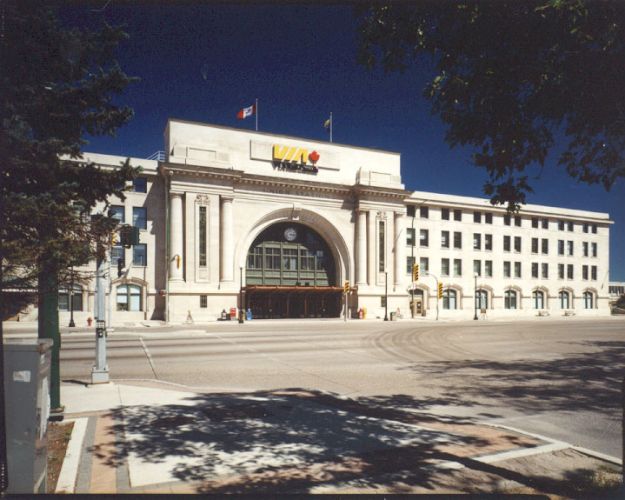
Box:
55 417 88 493
139 336 159 379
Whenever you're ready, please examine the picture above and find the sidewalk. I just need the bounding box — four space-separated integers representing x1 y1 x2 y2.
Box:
55 381 622 495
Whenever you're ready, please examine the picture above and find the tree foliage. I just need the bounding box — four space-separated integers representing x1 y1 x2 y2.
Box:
0 0 138 304
356 0 625 209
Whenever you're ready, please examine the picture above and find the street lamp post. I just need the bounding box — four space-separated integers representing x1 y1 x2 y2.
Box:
239 266 244 324
474 272 479 320
68 266 75 327
384 271 388 321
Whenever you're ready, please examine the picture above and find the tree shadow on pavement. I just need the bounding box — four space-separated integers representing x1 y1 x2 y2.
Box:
90 388 614 495
402 340 625 416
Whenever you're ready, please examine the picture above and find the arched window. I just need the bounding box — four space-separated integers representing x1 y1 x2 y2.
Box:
583 291 594 309
59 286 83 312
442 289 457 310
532 290 545 309
117 284 142 311
559 290 570 309
504 289 518 309
475 289 488 310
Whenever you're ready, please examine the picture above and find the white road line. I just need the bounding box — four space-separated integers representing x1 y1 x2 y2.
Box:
139 336 159 379
55 417 88 493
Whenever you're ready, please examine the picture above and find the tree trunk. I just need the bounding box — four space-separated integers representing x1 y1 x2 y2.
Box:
38 258 61 411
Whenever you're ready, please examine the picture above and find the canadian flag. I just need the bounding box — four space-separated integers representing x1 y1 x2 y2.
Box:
236 104 255 120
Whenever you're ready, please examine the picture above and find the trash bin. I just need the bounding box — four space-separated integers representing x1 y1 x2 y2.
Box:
390 312 396 321
4 338 53 494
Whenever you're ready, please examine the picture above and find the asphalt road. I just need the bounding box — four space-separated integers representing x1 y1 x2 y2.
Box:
53 318 624 459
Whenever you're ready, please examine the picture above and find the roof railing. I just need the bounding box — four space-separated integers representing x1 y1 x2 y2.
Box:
147 150 165 161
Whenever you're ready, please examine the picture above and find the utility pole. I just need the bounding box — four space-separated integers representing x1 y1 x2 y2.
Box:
91 243 109 383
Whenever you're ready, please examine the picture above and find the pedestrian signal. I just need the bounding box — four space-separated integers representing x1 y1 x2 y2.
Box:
343 281 350 294
438 282 443 299
412 263 419 281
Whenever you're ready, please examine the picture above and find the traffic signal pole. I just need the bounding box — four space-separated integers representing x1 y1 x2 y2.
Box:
91 243 109 383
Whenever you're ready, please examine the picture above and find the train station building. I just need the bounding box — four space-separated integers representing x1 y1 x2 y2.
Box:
55 119 613 324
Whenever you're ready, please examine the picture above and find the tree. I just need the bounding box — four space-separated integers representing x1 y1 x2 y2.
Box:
356 0 625 210
0 0 138 433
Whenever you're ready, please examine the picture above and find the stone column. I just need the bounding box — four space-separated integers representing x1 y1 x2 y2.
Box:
169 192 184 281
356 209 368 285
394 211 406 286
220 196 234 282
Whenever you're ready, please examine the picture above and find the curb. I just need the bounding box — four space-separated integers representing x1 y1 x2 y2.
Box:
55 417 89 493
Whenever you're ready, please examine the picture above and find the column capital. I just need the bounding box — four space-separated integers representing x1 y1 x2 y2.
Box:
220 195 234 203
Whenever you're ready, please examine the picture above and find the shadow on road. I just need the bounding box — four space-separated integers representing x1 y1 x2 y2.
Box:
403 340 625 415
89 388 619 495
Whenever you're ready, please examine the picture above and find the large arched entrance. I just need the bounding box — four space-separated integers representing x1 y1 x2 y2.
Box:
244 222 342 318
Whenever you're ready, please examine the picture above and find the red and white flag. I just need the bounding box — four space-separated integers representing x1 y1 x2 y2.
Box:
237 104 255 120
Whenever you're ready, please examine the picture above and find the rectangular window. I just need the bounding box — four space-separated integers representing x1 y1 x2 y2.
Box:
133 177 147 193
514 261 521 278
473 259 481 277
485 213 492 224
133 244 147 266
583 242 589 257
420 229 429 247
420 206 429 218
420 257 429 273
531 237 538 253
567 221 574 231
504 235 511 252
591 265 597 280
558 263 564 280
514 236 521 253
567 264 574 280
406 228 415 246
111 245 124 266
503 261 511 278
473 233 481 250
592 242 597 257
541 263 548 279
248 247 263 269
531 217 538 228
504 214 511 226
558 240 565 255
454 209 462 221
265 247 280 269
583 223 589 233
485 260 493 277
200 295 207 308
441 258 450 277
406 256 415 274
133 207 147 229
378 221 385 272
110 205 125 223
441 230 450 248
407 205 415 217
453 231 462 249
592 224 597 234
199 206 207 267
582 265 588 280
473 211 481 223
531 262 539 278
541 238 548 255
558 220 565 231
485 234 492 251
515 216 521 227
542 218 549 229
567 240 573 256
441 208 450 220
453 259 462 277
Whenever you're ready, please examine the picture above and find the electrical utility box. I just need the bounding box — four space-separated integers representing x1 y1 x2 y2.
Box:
4 338 52 494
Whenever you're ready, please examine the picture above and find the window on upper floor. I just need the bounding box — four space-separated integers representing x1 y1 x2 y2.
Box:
514 216 521 227
420 206 429 218
567 240 573 256
406 228 415 246
485 260 493 277
133 177 147 193
454 209 462 221
441 230 450 248
541 263 549 279
514 236 521 253
541 238 549 255
132 207 147 229
558 240 565 256
473 211 481 223
420 229 429 247
485 213 493 224
473 233 481 250
531 217 538 228
453 231 462 249
592 242 597 257
531 238 538 254
514 262 521 278
485 234 492 251
504 235 511 252
441 208 450 220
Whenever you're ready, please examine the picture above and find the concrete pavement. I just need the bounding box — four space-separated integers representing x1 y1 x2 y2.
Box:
55 380 622 495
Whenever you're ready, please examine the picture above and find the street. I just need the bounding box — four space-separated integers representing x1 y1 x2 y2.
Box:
54 318 624 459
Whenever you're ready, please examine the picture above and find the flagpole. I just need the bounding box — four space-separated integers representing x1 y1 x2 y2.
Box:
255 98 258 131
330 111 333 143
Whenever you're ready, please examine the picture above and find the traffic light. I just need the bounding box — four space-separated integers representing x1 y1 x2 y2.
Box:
438 282 443 299
412 263 419 281
343 281 350 294
120 225 140 248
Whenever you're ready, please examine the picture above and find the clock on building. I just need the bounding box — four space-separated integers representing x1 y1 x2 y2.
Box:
284 227 297 241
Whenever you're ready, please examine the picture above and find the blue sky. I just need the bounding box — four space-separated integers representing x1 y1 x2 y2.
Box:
62 3 625 280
